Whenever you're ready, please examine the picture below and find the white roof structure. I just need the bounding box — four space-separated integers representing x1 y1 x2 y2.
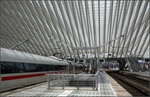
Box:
0 0 149 59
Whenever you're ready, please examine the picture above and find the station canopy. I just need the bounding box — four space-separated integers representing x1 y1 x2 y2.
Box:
1 0 150 59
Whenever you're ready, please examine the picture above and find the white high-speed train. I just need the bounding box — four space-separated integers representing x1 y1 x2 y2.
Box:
0 48 82 92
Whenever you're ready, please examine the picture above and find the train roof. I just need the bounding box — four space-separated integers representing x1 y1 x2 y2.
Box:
69 61 83 67
0 48 69 65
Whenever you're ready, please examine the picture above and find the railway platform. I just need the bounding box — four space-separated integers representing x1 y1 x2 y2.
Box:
1 71 132 97
0 0 149 96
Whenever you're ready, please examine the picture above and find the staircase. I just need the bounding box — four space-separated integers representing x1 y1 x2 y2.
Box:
69 80 95 87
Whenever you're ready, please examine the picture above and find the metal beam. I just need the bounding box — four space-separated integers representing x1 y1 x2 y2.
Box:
116 1 129 57
120 1 135 57
107 0 113 58
10 39 28 49
72 46 99 50
103 0 106 58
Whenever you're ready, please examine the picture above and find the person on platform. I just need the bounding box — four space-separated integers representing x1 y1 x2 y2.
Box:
92 67 95 74
85 67 88 73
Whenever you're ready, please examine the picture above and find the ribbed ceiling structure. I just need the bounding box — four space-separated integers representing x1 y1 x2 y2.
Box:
0 0 150 59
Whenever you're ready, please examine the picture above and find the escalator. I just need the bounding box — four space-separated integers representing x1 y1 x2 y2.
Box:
127 56 142 72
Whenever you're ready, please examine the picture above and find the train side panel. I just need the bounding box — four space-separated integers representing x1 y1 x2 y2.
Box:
0 71 68 92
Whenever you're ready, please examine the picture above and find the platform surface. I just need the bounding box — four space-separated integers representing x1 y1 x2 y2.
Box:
6 83 116 97
4 72 118 96
105 72 132 96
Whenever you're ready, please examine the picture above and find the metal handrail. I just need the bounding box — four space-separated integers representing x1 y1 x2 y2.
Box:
47 71 100 90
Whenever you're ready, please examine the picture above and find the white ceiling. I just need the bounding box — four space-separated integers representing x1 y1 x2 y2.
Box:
0 0 150 58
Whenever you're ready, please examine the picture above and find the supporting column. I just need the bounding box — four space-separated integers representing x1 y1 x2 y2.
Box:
73 50 76 78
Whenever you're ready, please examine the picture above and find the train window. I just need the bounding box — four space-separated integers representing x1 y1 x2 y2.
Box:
34 64 48 72
35 64 41 71
55 66 59 70
24 63 30 72
30 64 36 72
24 63 35 72
44 64 48 71
34 64 41 71
39 64 46 71
15 63 25 73
7 62 25 73
1 61 67 73
49 65 54 71
1 62 24 74
6 62 17 73
45 65 49 71
51 66 55 71
1 62 8 74
50 65 56 71
62 66 67 70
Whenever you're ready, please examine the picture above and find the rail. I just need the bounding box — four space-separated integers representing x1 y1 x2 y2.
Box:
47 71 100 90
107 72 150 95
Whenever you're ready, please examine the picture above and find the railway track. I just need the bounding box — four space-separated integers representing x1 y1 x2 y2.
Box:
107 71 150 96
120 73 149 88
